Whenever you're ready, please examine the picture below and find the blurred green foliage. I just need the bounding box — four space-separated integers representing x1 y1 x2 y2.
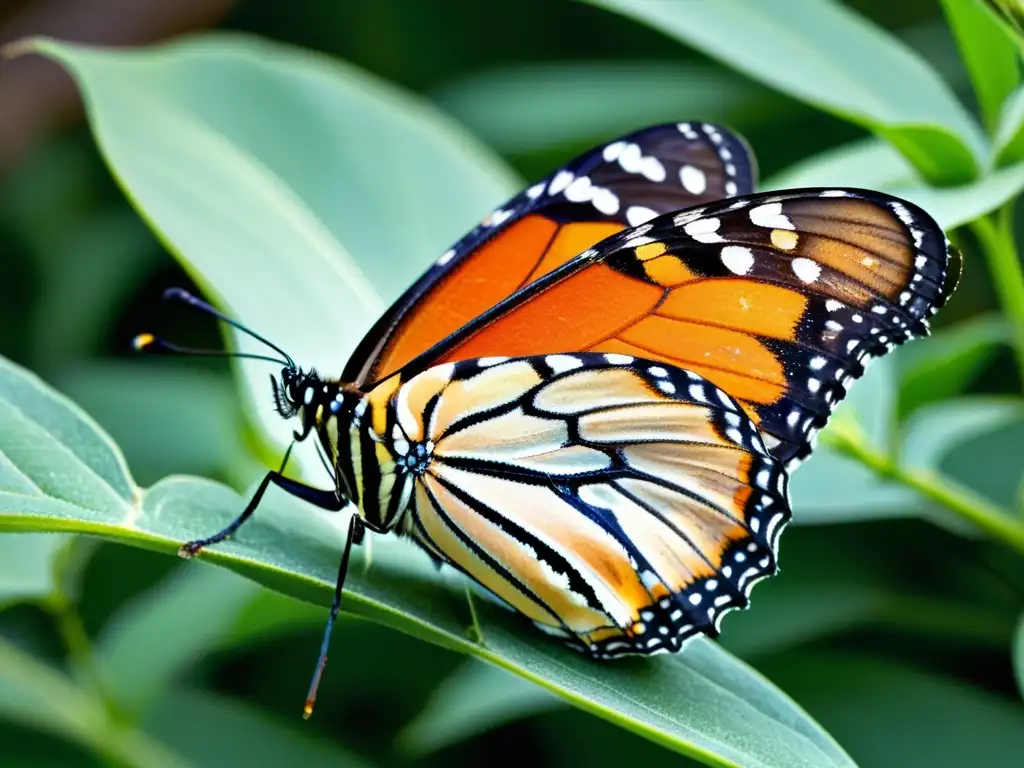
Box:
1 0 1024 766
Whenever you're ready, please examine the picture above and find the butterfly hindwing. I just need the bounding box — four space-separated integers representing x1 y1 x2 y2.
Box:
383 353 788 656
392 188 956 468
344 122 756 386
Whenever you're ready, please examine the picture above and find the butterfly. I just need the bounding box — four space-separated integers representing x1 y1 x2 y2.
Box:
135 121 957 717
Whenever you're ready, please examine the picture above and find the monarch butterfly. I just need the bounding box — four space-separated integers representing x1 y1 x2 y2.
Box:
135 122 958 717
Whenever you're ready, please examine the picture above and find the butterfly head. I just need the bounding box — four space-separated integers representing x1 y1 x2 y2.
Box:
271 365 307 420
271 365 344 441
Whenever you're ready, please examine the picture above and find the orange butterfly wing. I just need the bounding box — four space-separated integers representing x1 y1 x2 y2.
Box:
386 189 957 467
343 122 756 386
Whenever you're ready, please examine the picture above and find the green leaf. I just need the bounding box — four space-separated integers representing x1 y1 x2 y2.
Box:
213 576 426 659
982 0 1024 44
832 350 897 451
897 314 1010 416
714 577 881 661
96 564 261 714
718 526 1013 655
761 653 1024 768
1014 611 1024 701
763 138 918 191
0 352 134 509
940 0 1020 134
0 359 853 766
13 34 519 479
55 361 257 488
887 159 1024 229
900 396 1024 475
431 61 777 155
582 0 984 184
995 83 1024 165
399 659 562 756
789 450 919 524
0 533 71 609
221 588 323 649
0 637 191 768
790 357 919 524
930 406 1024 510
143 688 372 768
30 210 157 369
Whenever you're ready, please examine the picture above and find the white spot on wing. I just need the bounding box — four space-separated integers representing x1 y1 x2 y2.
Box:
486 208 512 227
592 187 620 215
618 143 643 173
680 165 707 195
677 122 698 139
604 354 633 365
548 170 574 195
720 245 755 275
684 217 723 243
545 355 583 373
642 157 667 182
477 356 509 367
791 257 822 283
890 200 915 227
626 205 658 226
564 176 594 203
750 202 794 230
603 141 626 162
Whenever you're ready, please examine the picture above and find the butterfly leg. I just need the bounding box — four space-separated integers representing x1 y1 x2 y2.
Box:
304 511 365 719
178 471 345 558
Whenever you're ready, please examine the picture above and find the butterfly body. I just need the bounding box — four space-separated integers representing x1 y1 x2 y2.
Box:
140 121 958 713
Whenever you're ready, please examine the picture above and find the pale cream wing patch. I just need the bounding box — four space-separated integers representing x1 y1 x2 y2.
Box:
394 354 791 658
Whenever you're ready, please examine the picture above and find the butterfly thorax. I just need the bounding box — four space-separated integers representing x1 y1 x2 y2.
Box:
305 373 422 534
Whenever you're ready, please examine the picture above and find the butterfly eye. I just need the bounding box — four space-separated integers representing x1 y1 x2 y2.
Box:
270 373 298 419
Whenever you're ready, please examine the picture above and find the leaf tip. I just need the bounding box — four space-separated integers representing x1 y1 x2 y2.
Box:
1 35 79 66
1 36 44 61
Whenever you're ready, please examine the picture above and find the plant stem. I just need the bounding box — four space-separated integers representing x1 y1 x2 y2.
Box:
826 430 1024 558
463 583 485 645
45 594 124 726
0 637 189 768
971 208 1024 387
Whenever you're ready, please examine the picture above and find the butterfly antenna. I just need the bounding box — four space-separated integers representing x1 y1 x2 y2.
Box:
132 334 290 366
132 288 294 368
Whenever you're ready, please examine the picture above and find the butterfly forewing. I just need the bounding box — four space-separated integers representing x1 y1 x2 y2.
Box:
349 354 789 657
390 188 955 468
344 122 756 386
